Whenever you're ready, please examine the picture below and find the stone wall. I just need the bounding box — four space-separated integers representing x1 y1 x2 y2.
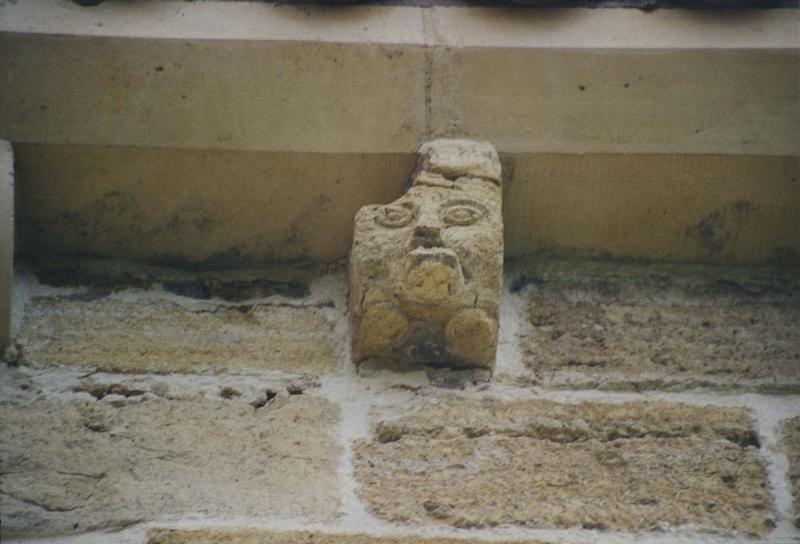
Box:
1 257 798 543
1 1 797 266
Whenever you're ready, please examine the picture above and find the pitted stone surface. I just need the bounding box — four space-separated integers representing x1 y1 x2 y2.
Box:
0 392 340 536
147 529 548 544
355 397 773 536
517 261 800 391
784 417 800 527
350 140 503 370
16 295 338 374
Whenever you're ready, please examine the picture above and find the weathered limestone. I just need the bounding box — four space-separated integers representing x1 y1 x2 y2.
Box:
355 397 773 536
784 417 800 527
516 258 800 391
2 3 798 266
0 384 341 536
147 529 548 544
504 154 800 264
13 145 415 265
29 256 320 301
17 293 339 374
430 42 799 158
0 141 12 353
2 3 795 156
350 140 503 370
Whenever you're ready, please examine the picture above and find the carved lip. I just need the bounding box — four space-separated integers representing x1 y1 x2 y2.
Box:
406 247 461 270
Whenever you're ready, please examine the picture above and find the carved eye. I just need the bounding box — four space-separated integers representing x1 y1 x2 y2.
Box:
441 204 485 226
375 204 414 228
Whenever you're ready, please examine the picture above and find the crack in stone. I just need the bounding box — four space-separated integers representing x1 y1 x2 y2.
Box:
0 490 82 513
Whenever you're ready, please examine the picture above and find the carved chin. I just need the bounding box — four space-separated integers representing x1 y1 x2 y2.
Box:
400 248 464 303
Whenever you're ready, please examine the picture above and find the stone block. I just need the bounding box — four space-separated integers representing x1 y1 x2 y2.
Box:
2 4 798 266
0 12 426 153
16 294 339 374
13 145 415 265
0 393 341 536
429 13 799 156
503 153 800 264
355 397 773 536
517 259 800 391
350 140 503 370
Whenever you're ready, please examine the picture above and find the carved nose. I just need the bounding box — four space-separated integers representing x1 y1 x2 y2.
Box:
414 225 440 238
410 208 443 249
410 225 443 249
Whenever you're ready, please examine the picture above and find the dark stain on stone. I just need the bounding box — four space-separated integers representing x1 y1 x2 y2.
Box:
382 47 405 60
149 248 315 271
73 383 146 400
36 265 151 292
316 194 333 212
733 200 754 216
286 383 305 395
164 208 218 235
284 224 301 248
684 276 798 299
162 279 211 299
251 389 277 410
162 278 308 301
768 246 800 267
54 212 89 240
34 257 310 301
219 387 241 399
686 200 755 256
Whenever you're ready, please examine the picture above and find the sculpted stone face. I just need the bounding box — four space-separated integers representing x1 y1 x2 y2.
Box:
350 140 503 369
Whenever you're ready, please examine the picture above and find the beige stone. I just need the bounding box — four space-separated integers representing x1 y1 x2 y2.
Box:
0 23 426 153
1 3 795 156
783 417 800 527
503 153 800 264
430 40 799 157
147 529 548 544
0 141 12 352
17 294 339 374
2 3 797 267
14 144 414 264
355 397 773 536
350 140 503 370
0 393 341 536
12 147 800 266
516 258 800 391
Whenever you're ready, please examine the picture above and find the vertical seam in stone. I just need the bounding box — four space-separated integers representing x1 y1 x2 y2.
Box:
421 9 434 140
494 279 531 383
753 404 800 538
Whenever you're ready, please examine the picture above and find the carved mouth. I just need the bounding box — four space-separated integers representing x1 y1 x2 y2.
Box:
407 247 460 268
401 248 464 303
